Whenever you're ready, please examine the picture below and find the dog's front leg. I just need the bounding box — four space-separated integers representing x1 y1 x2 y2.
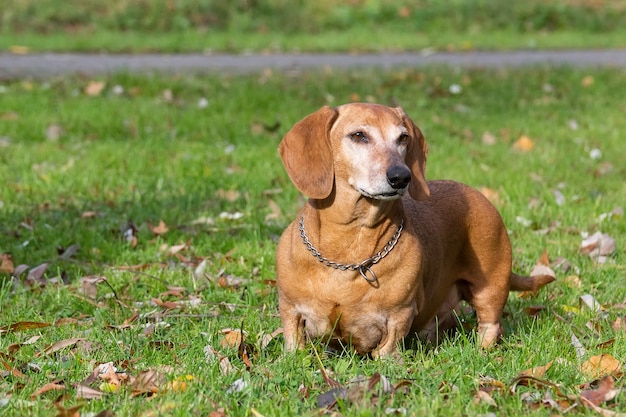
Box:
372 309 414 358
279 301 305 352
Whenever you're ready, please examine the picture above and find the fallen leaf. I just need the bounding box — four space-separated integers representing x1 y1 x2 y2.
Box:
9 45 30 54
0 253 14 274
0 321 51 334
216 189 241 202
513 135 534 152
36 337 85 357
132 369 165 396
204 344 235 375
479 187 501 205
580 294 603 312
31 381 66 399
85 81 106 96
27 262 49 284
581 75 595 87
151 298 180 310
612 316 626 332
59 244 80 259
219 328 246 348
150 220 169 236
580 375 619 407
482 131 497 145
581 232 616 260
524 305 546 316
581 354 622 378
564 275 582 288
74 384 105 400
571 333 587 359
79 275 107 299
520 361 553 378
473 389 498 407
81 211 98 219
53 397 83 417
46 124 63 141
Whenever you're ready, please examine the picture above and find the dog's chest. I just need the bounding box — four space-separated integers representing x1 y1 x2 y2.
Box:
292 267 412 351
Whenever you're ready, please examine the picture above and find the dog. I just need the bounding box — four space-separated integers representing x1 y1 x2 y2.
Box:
275 103 554 357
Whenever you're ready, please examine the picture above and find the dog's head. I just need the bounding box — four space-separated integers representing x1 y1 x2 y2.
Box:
278 103 429 201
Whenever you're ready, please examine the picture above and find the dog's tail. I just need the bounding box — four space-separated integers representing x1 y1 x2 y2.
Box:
509 273 555 292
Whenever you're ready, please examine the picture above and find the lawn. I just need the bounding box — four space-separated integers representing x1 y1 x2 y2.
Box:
1 66 625 415
2 0 626 53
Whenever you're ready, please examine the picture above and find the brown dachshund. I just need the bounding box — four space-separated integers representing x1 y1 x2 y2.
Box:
276 103 553 357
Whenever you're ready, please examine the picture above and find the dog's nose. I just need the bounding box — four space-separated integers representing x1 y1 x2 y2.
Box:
386 166 412 189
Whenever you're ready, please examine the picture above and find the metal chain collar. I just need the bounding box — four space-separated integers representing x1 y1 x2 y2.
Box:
298 216 404 283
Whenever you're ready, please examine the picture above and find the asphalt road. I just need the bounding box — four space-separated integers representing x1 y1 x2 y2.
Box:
2 49 626 79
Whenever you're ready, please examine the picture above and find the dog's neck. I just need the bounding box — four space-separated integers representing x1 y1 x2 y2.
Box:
303 187 403 262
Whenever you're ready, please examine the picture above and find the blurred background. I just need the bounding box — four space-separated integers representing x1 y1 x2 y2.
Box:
2 0 626 53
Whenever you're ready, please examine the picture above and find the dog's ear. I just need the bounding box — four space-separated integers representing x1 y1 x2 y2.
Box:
278 106 338 199
394 107 430 201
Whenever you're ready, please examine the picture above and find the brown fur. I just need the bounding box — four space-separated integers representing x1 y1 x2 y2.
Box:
276 103 553 357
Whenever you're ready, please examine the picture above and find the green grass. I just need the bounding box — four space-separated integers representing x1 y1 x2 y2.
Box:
1 67 625 415
2 0 626 53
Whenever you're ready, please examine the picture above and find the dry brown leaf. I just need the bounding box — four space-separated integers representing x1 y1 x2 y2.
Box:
581 232 616 259
473 389 497 407
204 344 235 375
160 286 187 298
523 305 547 317
581 354 622 378
216 189 241 202
220 328 245 348
53 397 83 417
150 220 169 235
479 187 501 205
79 275 107 299
36 337 85 357
8 335 41 354
520 361 553 378
612 316 626 332
537 249 550 266
151 298 180 310
27 262 49 284
513 135 534 152
74 384 105 400
0 253 14 274
132 369 165 396
0 321 51 334
166 243 187 255
482 131 497 145
81 211 98 219
580 375 619 406
30 381 66 399
85 81 106 96
265 199 283 221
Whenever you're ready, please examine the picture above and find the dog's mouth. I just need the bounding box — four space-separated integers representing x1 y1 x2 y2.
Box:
359 188 405 200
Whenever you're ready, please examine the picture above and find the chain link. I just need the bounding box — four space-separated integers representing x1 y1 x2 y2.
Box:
298 216 403 283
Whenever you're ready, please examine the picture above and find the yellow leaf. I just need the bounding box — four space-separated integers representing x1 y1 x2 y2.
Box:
581 354 622 378
99 382 120 393
581 75 595 87
513 135 534 152
10 45 30 54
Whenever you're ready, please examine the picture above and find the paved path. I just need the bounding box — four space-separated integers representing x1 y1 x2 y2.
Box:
2 49 626 78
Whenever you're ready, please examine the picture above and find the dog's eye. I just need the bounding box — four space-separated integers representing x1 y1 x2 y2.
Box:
349 132 368 143
398 133 409 145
